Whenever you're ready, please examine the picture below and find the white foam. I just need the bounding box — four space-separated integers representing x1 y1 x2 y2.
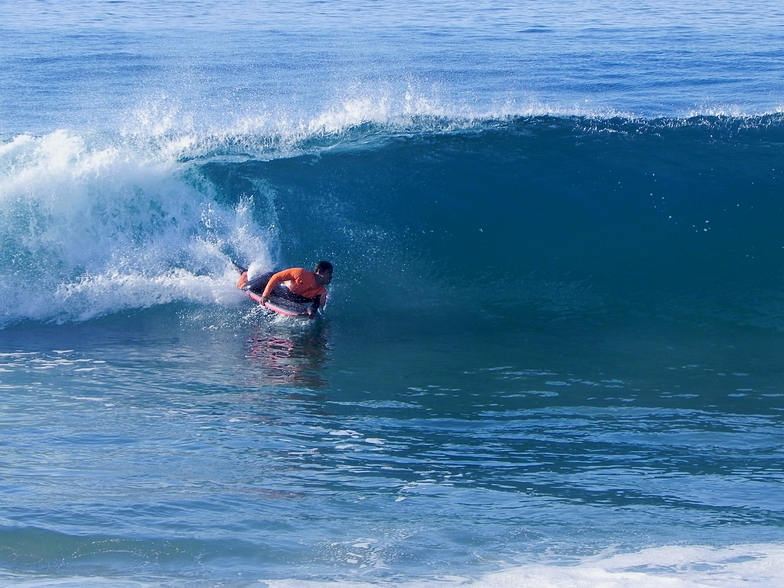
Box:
0 129 274 325
260 543 784 588
477 544 784 588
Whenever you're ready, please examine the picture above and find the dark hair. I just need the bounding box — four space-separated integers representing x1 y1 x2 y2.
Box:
314 261 333 273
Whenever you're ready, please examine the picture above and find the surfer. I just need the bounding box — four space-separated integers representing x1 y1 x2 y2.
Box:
237 261 333 318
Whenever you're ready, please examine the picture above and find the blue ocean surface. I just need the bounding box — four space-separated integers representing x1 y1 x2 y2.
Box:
2 1 784 586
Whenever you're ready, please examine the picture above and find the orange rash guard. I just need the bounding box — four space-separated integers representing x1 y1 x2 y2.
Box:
261 268 327 302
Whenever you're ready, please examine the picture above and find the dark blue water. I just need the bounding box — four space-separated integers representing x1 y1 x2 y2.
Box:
1 2 784 586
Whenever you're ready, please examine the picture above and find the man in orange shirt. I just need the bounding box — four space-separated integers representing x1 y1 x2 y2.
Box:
237 261 333 318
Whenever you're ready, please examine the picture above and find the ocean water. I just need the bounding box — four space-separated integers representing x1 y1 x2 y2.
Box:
2 1 784 586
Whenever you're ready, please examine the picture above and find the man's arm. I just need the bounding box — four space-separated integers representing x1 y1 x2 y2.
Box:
260 269 290 301
307 295 321 318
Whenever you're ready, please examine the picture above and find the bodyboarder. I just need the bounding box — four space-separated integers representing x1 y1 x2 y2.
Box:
237 261 333 318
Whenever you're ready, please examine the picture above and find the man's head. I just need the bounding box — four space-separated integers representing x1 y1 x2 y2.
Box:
313 261 333 285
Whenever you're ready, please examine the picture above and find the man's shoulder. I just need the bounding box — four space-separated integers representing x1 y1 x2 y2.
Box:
276 267 307 277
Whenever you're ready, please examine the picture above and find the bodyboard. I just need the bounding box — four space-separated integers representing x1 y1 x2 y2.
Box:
245 289 314 318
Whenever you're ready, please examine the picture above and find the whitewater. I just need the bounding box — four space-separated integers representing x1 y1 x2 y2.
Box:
2 1 784 586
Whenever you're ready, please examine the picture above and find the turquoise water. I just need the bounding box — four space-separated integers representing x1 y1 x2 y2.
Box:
2 1 784 586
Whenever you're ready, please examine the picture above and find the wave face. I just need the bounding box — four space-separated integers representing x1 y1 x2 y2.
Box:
3 115 784 329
